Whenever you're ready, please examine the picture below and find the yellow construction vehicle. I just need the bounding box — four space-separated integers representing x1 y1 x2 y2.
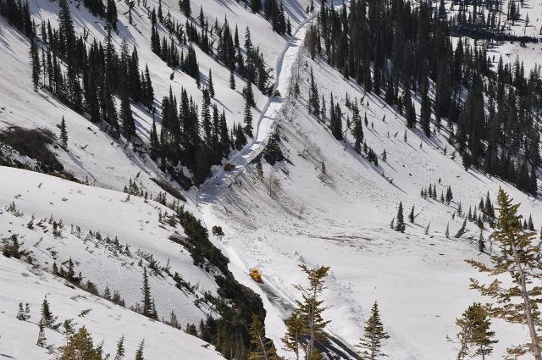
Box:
249 268 262 283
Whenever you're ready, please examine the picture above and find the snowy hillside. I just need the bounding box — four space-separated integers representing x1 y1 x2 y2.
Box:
2 0 542 358
0 256 225 359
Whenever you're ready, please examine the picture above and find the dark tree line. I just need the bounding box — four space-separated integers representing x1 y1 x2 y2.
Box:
0 0 33 37
307 0 541 194
4 0 265 188
149 86 248 186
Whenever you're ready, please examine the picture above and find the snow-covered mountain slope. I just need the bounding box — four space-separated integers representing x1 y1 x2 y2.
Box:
0 256 225 359
0 166 231 358
196 48 542 360
2 0 542 358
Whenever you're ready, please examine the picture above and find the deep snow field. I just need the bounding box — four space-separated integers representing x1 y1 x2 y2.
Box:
2 0 542 358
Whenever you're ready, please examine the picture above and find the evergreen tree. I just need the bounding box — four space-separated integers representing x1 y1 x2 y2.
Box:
114 336 125 360
404 89 416 129
106 0 117 30
120 79 135 140
244 98 253 136
446 186 453 205
16 302 30 321
244 81 255 108
356 301 389 360
60 116 68 149
58 327 102 360
250 0 261 13
453 303 497 360
308 68 320 117
293 264 330 360
58 0 75 57
281 311 304 360
249 314 280 360
208 69 215 98
420 81 431 137
135 340 145 360
234 123 247 150
149 120 160 160
40 295 56 329
409 205 414 223
395 202 405 233
141 268 157 319
466 189 542 359
229 70 236 90
143 65 154 109
179 0 191 17
329 94 343 140
30 38 40 90
351 105 363 153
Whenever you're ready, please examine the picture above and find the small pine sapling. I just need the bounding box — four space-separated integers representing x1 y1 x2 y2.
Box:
114 336 125 360
135 340 145 360
16 302 31 321
356 301 390 360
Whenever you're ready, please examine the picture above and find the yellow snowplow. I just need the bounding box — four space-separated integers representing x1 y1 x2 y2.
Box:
249 268 262 283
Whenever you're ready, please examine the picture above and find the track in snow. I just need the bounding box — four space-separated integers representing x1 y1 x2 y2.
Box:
196 8 359 360
197 14 315 204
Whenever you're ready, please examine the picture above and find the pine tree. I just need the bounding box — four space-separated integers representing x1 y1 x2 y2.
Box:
58 326 102 360
308 68 320 117
244 81 255 108
420 81 431 137
141 268 156 319
208 69 215 98
281 311 304 360
409 205 414 223
395 202 405 233
58 0 75 56
149 120 160 160
356 301 389 360
293 264 330 360
62 319 75 345
229 70 236 90
453 303 497 360
179 0 191 17
60 116 68 149
114 336 125 360
120 77 135 140
446 186 453 205
135 340 145 360
30 38 40 90
249 314 280 360
41 295 56 329
244 98 253 136
143 65 154 109
106 0 118 30
466 188 542 359
351 105 363 153
404 89 416 129
16 302 30 321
